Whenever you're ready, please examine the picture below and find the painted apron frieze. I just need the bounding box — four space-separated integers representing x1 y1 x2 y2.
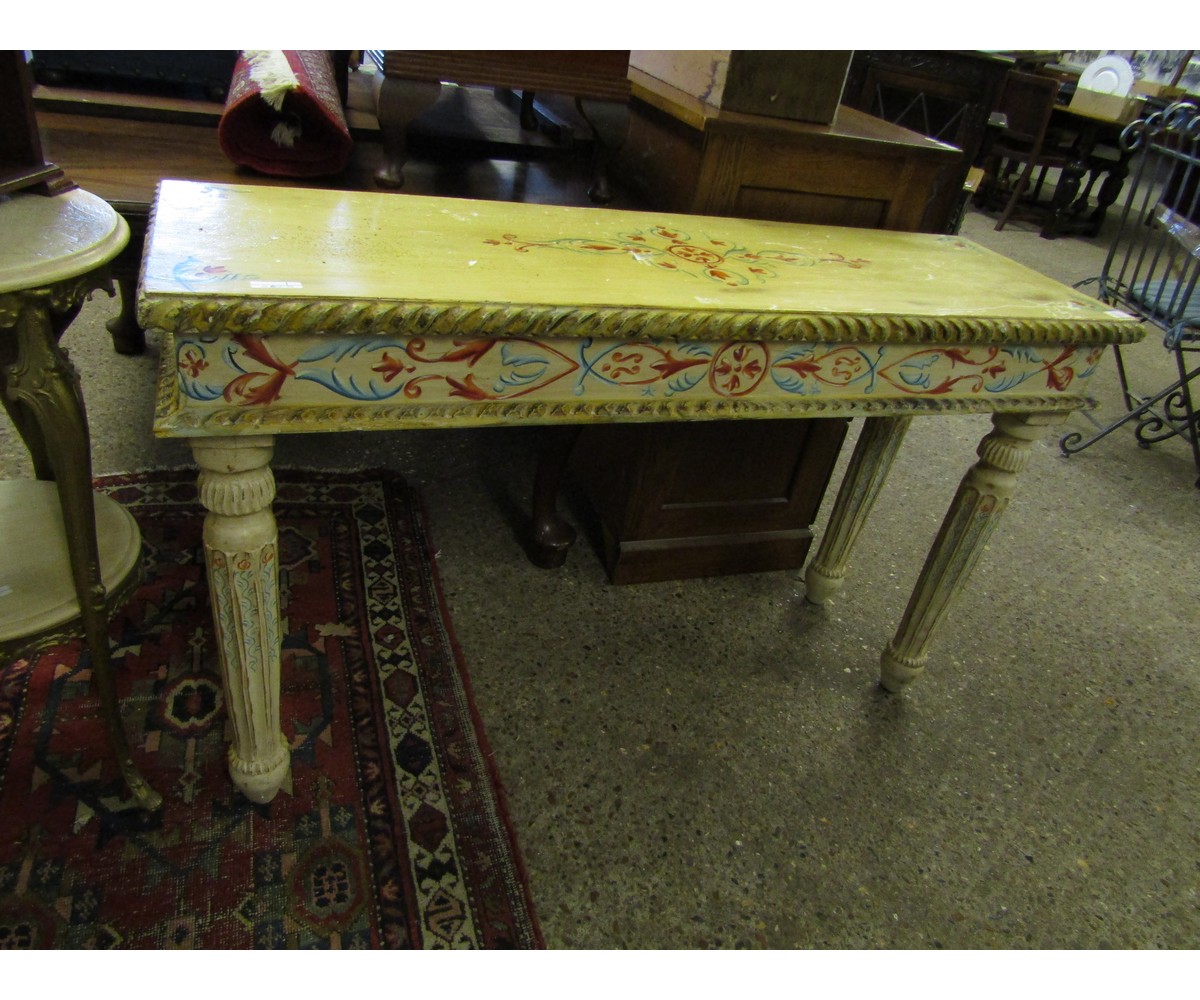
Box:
173 333 1107 410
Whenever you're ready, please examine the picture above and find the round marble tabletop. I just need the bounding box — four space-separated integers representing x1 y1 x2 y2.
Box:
0 187 129 294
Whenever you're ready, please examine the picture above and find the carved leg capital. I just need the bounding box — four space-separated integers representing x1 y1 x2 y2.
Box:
191 436 290 803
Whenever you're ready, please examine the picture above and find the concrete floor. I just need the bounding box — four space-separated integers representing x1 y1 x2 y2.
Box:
2 203 1198 949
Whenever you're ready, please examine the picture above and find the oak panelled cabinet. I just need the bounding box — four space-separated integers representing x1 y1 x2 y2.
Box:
575 65 963 584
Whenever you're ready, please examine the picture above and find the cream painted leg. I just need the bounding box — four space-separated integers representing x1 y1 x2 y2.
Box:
879 411 1066 692
805 416 912 605
191 436 290 803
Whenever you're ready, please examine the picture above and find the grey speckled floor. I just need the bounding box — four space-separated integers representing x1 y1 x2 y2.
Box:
3 205 1198 949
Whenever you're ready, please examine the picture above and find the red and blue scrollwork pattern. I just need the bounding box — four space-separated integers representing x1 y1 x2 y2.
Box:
172 333 1107 409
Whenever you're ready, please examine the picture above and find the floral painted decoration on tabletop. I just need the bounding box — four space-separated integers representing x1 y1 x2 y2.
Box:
484 225 869 286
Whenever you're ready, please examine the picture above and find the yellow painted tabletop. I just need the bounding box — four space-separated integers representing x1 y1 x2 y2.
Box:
138 180 1141 344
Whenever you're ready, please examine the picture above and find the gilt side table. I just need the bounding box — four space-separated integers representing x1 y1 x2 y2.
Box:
0 187 161 811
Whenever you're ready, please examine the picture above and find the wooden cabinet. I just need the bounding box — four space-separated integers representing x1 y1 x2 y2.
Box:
577 418 850 585
615 67 961 230
842 51 1011 233
571 67 961 584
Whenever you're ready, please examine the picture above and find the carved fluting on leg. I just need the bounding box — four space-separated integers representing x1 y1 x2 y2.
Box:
879 412 1064 692
192 437 290 803
805 416 911 605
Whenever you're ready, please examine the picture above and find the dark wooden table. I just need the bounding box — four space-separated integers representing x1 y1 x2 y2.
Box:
1039 104 1136 238
371 50 630 202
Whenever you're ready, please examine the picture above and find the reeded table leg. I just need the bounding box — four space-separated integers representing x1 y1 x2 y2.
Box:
880 411 1065 691
805 415 912 605
191 436 290 803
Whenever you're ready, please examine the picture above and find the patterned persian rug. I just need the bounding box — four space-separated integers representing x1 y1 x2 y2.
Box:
0 469 542 949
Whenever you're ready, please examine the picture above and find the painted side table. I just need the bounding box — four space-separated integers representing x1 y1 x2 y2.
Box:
1 187 161 812
138 180 1144 804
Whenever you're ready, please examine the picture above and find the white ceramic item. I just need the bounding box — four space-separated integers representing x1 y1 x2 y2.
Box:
1079 55 1135 95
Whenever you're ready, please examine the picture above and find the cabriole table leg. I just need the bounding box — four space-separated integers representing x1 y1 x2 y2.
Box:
191 435 290 803
880 410 1066 691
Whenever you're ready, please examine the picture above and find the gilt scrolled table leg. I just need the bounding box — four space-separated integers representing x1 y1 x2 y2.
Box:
191 435 290 803
805 415 912 605
2 278 162 812
879 411 1066 691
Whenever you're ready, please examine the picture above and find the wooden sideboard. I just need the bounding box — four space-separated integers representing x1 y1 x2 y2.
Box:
574 67 963 584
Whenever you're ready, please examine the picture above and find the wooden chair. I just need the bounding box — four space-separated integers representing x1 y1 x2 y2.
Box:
977 70 1072 231
1059 101 1200 485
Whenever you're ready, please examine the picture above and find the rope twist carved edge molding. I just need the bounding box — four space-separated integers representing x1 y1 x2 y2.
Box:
136 298 1144 348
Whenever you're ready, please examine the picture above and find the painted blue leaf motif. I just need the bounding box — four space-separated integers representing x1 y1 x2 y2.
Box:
898 367 932 389
497 360 550 391
891 353 938 389
666 369 706 394
771 370 811 395
180 380 224 402
222 342 248 373
294 369 403 401
495 343 553 392
985 371 1031 393
296 337 398 364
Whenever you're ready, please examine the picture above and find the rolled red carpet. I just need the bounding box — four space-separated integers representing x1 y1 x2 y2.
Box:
218 50 353 178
